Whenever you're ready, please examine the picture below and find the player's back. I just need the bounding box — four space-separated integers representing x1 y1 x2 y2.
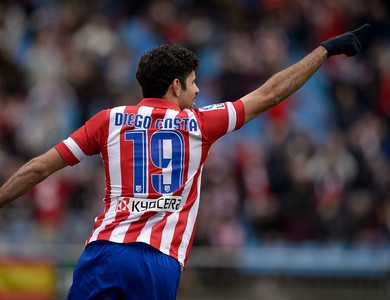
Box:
55 97 245 267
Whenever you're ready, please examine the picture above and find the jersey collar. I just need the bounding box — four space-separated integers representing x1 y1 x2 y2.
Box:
139 98 182 111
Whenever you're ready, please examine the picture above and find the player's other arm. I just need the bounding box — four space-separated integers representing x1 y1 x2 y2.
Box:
242 46 327 122
241 23 370 123
0 148 68 208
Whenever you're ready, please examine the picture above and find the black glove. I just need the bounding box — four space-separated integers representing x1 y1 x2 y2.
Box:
320 23 370 57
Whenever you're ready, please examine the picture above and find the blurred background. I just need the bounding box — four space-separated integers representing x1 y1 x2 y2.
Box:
0 0 389 299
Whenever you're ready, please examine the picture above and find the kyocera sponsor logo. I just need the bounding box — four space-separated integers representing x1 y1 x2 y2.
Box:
116 196 182 213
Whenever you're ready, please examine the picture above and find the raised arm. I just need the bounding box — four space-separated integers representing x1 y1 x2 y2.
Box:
241 23 370 123
0 148 68 208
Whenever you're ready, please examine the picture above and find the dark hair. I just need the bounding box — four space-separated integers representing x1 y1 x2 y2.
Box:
136 44 199 98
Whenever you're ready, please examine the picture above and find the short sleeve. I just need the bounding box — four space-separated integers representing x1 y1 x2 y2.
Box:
194 100 245 144
54 110 109 166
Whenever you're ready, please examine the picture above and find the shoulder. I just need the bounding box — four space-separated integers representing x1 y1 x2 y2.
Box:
191 101 244 120
91 107 126 122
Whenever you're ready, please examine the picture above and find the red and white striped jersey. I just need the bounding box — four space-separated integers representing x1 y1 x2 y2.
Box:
55 98 245 267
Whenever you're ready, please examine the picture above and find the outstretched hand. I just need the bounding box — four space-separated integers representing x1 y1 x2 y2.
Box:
320 23 371 57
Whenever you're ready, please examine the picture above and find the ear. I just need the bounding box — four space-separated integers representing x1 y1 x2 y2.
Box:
171 78 181 97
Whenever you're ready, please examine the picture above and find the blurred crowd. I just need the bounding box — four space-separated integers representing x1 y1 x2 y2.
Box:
0 0 389 251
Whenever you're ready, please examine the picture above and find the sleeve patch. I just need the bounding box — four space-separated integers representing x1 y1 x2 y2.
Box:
198 103 226 112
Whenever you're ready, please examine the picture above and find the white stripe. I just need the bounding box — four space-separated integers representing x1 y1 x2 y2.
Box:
176 109 203 264
109 213 143 244
131 105 153 198
89 106 126 242
176 167 203 265
110 105 153 242
159 209 180 254
107 106 126 197
162 139 172 185
136 212 166 244
226 102 237 133
136 108 179 244
63 137 87 161
157 109 192 254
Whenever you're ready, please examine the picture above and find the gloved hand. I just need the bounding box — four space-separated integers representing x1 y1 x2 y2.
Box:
320 23 370 57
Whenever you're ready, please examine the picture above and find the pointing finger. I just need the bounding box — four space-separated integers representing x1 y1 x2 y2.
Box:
351 23 371 36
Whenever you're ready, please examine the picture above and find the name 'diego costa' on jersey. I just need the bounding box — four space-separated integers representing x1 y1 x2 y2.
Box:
114 112 198 132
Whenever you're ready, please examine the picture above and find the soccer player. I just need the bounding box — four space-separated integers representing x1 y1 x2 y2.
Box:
0 24 369 299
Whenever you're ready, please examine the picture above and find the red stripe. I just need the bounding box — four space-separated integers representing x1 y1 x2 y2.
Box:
149 108 174 249
233 100 246 130
123 212 157 242
96 106 142 241
169 166 205 259
150 110 190 250
146 108 164 198
86 109 111 243
96 211 130 240
149 214 169 249
86 199 111 243
169 110 209 260
174 110 190 196
120 105 138 196
168 182 199 259
54 142 79 166
123 107 164 242
184 221 197 266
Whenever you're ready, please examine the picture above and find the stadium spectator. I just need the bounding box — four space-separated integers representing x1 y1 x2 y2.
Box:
0 0 388 279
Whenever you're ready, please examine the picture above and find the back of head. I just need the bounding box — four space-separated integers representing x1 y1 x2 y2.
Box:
136 44 199 98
